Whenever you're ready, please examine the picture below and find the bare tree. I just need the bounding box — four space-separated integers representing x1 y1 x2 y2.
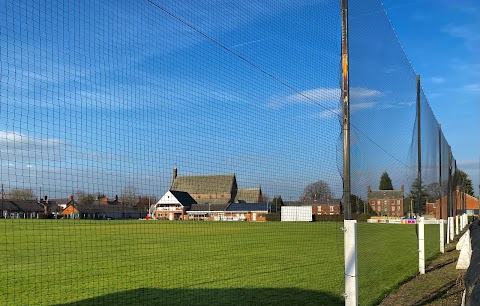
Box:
425 182 447 201
121 186 138 207
302 180 332 201
136 195 157 211
76 189 95 206
8 188 36 201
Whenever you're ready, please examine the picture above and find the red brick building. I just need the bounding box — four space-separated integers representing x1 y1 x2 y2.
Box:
284 199 342 215
367 185 405 217
435 186 479 219
316 199 342 215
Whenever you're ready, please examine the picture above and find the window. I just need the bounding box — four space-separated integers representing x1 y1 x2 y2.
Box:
329 206 334 212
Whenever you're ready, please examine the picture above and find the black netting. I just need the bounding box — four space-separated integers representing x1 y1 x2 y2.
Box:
0 1 468 305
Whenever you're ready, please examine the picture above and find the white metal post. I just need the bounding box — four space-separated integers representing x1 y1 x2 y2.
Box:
440 219 445 253
449 216 454 240
456 215 460 236
344 220 358 306
418 217 425 274
446 217 450 244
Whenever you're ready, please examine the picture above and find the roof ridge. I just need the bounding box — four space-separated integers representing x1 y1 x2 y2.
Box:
176 173 235 178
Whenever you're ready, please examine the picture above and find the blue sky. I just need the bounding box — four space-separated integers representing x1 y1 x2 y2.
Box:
382 0 480 194
0 0 478 200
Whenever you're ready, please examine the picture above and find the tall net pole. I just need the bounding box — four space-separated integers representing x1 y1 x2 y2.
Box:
448 148 452 217
341 0 351 220
416 75 422 217
438 124 443 219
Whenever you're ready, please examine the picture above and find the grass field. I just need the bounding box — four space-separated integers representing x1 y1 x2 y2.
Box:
0 220 440 305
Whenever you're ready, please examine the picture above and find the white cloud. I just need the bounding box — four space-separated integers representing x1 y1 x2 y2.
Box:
266 88 339 109
0 130 62 148
430 77 446 84
352 102 377 110
313 102 377 119
313 108 341 119
463 83 480 92
268 87 383 121
0 130 64 162
230 37 275 49
442 23 480 49
350 88 383 98
457 160 480 170
267 87 382 109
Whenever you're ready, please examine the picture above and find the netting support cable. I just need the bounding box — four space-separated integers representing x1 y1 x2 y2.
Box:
145 0 340 119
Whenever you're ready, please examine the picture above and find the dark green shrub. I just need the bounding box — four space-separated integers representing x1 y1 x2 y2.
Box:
266 213 281 221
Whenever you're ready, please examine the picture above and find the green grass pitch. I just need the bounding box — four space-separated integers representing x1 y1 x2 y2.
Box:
0 220 440 305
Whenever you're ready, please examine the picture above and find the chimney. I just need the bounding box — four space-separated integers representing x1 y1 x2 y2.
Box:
44 195 48 201
401 185 404 193
173 166 178 179
367 186 371 193
115 195 119 202
69 195 73 201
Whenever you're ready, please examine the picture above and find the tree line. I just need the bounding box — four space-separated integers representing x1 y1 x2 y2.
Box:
300 169 474 215
5 169 473 215
4 186 157 212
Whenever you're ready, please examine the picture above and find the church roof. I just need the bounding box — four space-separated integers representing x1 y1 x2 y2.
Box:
171 174 236 195
234 188 261 203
